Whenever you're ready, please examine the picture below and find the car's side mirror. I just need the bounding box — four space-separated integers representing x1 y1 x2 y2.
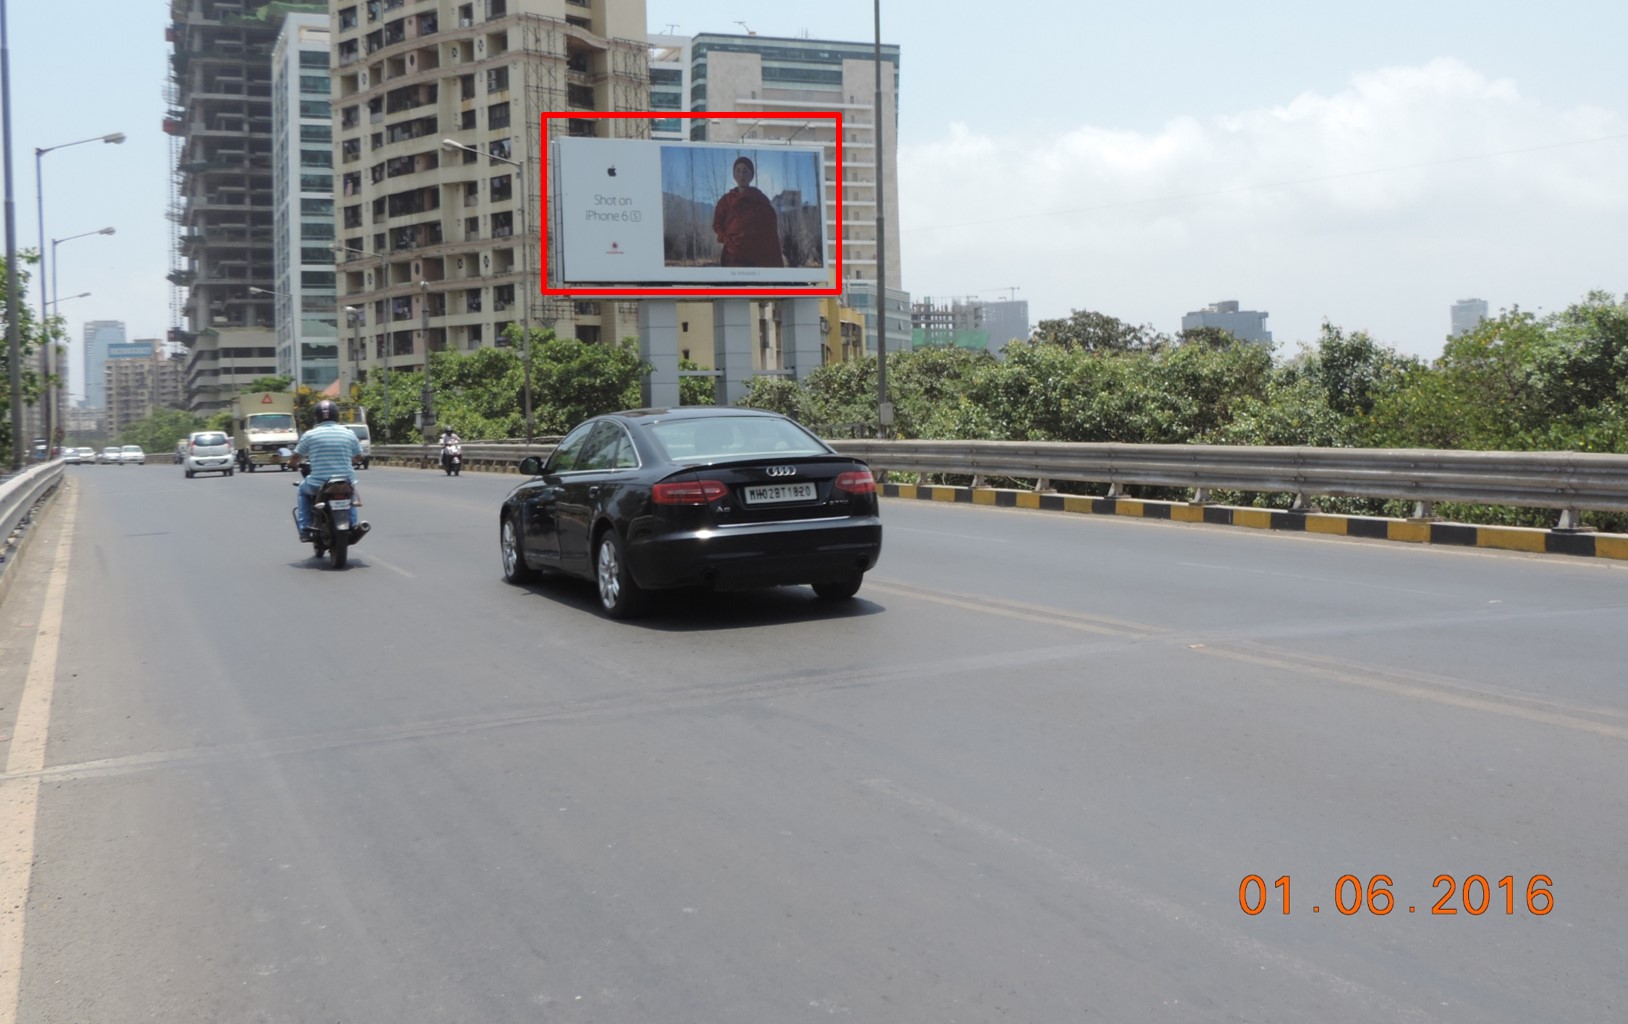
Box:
518 456 543 476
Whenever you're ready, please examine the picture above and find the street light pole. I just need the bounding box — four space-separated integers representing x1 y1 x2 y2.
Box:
34 132 123 457
873 0 890 439
344 305 362 402
3 0 23 470
419 279 434 439
441 138 532 441
334 242 392 439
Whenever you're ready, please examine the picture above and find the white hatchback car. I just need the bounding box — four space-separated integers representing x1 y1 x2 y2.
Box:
119 445 147 465
100 446 123 465
183 430 234 478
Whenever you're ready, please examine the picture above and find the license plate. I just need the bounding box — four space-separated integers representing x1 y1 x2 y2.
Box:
743 482 816 505
329 499 352 510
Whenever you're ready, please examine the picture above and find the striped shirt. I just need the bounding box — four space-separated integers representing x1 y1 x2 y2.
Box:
294 422 361 483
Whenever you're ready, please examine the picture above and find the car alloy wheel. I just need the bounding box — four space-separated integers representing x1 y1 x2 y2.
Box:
595 530 645 619
501 516 536 583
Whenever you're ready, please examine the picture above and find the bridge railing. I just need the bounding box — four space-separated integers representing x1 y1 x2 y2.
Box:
375 439 1628 527
1 460 65 589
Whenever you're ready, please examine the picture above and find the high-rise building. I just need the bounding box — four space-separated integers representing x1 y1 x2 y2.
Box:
647 33 688 141
911 297 1031 357
685 32 908 348
330 0 649 384
167 1 321 412
1451 298 1489 337
81 320 126 409
105 341 187 435
272 14 340 391
1180 300 1272 344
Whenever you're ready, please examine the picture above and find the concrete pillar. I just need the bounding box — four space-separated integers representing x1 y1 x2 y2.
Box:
637 299 680 408
712 298 754 406
781 296 824 380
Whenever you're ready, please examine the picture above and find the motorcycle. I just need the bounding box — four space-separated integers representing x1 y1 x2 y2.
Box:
440 441 463 477
290 459 369 569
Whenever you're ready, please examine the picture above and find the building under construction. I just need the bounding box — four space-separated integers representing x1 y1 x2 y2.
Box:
910 296 1031 356
167 0 325 413
330 0 650 387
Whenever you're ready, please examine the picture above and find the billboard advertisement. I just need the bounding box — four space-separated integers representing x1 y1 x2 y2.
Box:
551 136 830 289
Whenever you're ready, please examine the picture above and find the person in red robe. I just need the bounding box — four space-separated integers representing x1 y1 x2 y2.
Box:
712 157 785 267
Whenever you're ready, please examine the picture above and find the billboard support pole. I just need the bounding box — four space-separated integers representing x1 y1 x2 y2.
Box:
637 300 680 408
713 298 753 406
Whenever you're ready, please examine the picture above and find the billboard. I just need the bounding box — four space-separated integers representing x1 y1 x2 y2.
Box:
546 116 841 295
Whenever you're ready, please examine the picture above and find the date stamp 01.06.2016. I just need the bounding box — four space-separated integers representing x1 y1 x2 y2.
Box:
1239 874 1554 917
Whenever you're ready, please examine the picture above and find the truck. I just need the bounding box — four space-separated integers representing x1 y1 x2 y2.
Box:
230 391 300 471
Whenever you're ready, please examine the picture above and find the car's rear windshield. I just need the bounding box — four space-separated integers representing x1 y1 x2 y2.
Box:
193 433 228 446
345 425 370 440
651 416 828 463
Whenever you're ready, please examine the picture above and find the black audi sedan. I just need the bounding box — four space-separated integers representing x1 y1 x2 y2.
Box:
499 407 883 618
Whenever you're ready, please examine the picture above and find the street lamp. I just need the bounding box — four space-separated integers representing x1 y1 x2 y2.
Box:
35 131 124 454
872 0 890 439
442 137 534 442
344 305 363 399
46 291 89 307
332 245 392 442
50 226 114 446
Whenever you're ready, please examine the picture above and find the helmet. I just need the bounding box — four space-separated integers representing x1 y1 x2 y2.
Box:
314 400 339 423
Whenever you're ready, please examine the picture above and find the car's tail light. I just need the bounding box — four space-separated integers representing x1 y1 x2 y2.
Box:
652 479 728 504
834 470 876 495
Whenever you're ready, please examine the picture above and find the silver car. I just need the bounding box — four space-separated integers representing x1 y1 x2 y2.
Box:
183 431 235 478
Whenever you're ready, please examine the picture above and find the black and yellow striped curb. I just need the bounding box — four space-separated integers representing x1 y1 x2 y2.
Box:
881 483 1628 561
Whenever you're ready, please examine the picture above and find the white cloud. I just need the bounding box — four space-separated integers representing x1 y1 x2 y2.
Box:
897 58 1627 358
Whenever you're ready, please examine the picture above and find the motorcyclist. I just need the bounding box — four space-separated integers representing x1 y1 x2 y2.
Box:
287 400 366 542
439 425 463 471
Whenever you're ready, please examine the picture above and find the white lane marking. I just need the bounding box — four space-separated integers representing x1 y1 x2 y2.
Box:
863 778 1441 1023
888 526 1008 543
0 486 77 1024
362 553 415 578
1177 561 1455 598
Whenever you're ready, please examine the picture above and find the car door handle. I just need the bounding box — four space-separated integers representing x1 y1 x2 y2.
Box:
587 486 600 498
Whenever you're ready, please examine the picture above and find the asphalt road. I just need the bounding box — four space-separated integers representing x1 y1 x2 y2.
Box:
2 462 1625 1023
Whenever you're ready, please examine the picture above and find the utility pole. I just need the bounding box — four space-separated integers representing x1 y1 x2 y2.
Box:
3 0 22 470
872 0 890 439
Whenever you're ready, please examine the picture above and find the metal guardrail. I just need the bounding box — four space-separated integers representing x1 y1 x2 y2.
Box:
373 441 561 471
830 440 1628 526
374 437 1628 526
1 460 65 569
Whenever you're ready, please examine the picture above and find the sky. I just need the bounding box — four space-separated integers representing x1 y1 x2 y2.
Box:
5 0 1625 402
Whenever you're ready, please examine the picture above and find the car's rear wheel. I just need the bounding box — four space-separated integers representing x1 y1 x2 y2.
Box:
812 575 864 601
500 515 536 584
595 529 645 619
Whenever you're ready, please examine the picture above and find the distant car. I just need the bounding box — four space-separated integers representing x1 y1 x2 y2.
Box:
342 422 372 469
182 431 234 478
119 445 146 465
62 447 91 465
100 446 123 465
498 407 883 618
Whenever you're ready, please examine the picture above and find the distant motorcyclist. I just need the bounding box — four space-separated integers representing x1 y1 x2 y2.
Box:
439 426 464 474
288 400 366 542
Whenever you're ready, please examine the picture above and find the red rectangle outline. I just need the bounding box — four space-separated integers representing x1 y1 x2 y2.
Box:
539 111 844 297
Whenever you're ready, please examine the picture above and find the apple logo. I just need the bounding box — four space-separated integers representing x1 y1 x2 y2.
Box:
606 165 617 177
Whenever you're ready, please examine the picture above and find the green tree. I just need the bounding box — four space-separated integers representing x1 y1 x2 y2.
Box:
117 407 205 455
1031 308 1164 353
240 374 293 394
0 251 51 465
